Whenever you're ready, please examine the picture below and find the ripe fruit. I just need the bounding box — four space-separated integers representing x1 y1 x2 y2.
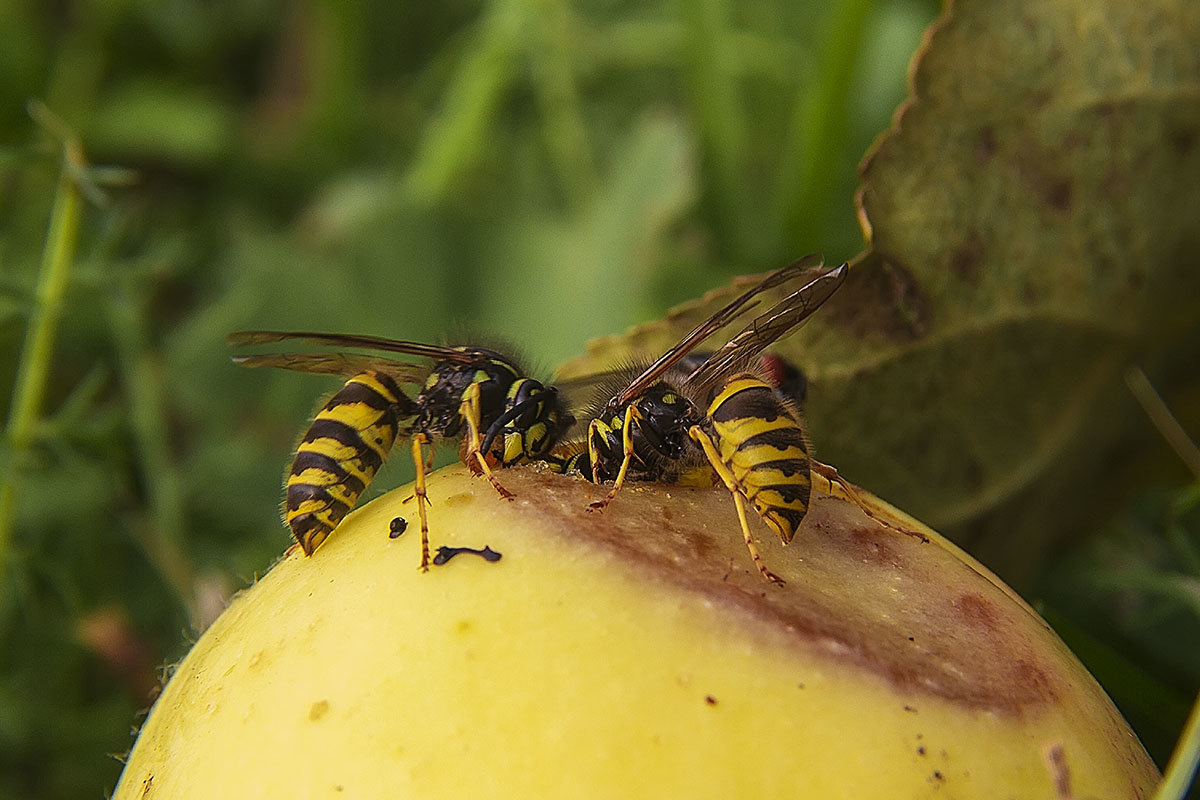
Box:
114 466 1158 798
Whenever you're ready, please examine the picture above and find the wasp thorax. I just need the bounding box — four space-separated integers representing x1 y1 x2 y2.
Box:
590 382 697 479
417 358 513 438
634 382 700 451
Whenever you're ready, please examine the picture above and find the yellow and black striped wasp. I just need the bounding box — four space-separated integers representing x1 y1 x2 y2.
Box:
561 255 897 584
228 331 569 570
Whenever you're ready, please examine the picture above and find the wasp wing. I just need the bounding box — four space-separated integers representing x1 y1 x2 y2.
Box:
227 330 494 364
552 366 641 417
684 262 846 399
231 352 431 385
614 254 826 405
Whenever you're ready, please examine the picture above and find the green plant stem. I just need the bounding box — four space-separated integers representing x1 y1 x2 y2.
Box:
1126 366 1200 481
1153 689 1200 800
0 118 84 576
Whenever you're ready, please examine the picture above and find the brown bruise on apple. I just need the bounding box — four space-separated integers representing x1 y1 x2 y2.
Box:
114 462 1158 800
494 466 1065 716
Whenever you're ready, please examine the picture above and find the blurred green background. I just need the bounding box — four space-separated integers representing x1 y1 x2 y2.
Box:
1 0 1197 797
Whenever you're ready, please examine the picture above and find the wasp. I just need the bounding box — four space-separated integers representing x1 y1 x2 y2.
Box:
228 331 569 570
562 255 894 584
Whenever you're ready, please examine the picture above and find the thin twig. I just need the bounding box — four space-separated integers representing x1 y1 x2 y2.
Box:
1152 689 1200 800
1125 366 1200 481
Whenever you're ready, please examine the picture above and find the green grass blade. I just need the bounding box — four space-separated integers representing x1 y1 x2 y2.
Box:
676 0 752 254
774 0 874 247
524 0 597 208
1153 689 1200 800
402 0 524 204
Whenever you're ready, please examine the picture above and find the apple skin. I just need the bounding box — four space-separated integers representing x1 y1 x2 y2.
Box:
114 465 1158 799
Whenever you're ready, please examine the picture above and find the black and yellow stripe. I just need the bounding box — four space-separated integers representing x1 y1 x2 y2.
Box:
572 259 873 583
285 371 412 554
704 375 811 544
230 331 573 569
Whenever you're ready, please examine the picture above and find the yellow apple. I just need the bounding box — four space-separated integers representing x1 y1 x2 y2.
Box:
114 465 1158 798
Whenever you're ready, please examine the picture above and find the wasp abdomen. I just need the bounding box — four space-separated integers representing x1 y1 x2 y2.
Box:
707 377 812 544
285 371 410 555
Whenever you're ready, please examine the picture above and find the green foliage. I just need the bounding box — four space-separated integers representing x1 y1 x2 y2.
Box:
1 0 1198 797
0 2 932 795
1043 481 1200 773
562 0 1200 586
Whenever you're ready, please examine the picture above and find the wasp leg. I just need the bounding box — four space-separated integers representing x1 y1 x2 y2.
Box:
411 433 433 571
588 405 641 512
587 419 605 486
459 383 515 501
810 460 929 544
688 426 784 585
